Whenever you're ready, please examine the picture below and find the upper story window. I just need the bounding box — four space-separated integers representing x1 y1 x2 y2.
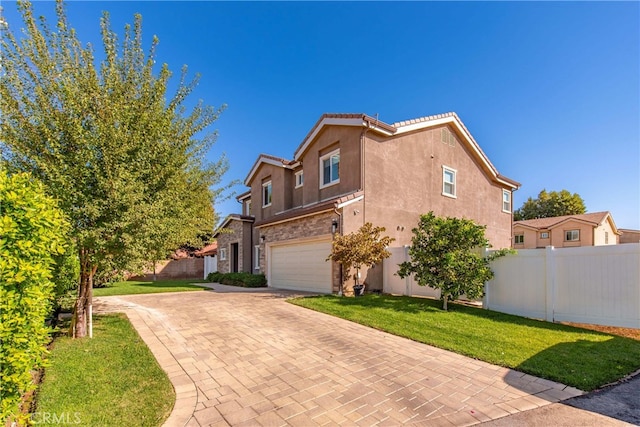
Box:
565 230 580 241
514 234 524 244
245 199 252 216
502 190 511 213
442 166 456 198
295 170 304 188
320 149 340 188
262 181 272 207
540 232 549 239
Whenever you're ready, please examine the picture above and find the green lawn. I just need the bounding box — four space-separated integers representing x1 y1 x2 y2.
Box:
289 295 640 391
34 314 174 426
93 279 208 296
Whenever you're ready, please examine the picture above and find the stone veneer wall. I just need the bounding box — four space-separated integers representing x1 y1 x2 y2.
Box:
216 219 247 273
259 210 341 292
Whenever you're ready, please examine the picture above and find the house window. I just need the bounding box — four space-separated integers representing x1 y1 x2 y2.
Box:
540 232 549 239
320 149 340 188
442 166 456 198
254 245 261 270
245 200 252 216
262 181 272 207
295 170 304 188
502 190 511 213
514 234 524 244
219 248 227 261
565 230 580 241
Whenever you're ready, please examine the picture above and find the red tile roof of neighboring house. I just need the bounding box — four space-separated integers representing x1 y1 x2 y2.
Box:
514 211 612 230
195 242 218 257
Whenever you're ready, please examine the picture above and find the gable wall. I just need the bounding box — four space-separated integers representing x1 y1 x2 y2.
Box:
549 219 594 247
363 124 514 249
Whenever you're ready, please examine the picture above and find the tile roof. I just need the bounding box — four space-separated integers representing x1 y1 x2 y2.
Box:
194 242 218 257
254 191 363 228
514 211 611 229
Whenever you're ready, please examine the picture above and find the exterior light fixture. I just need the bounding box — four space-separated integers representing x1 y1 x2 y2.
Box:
332 219 339 234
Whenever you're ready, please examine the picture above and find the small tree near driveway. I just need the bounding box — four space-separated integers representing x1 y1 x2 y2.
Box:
327 222 394 296
398 212 511 310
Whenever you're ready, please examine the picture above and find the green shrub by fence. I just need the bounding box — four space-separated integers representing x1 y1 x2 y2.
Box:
206 272 267 288
0 171 69 425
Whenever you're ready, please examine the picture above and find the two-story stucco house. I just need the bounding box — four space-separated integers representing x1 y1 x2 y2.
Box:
512 211 620 249
214 112 520 293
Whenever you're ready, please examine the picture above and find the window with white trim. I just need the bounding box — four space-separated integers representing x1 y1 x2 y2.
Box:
565 230 580 241
219 248 227 261
442 166 456 197
295 170 304 188
502 190 511 213
540 232 549 239
320 149 340 188
262 181 272 207
254 245 261 270
514 234 524 244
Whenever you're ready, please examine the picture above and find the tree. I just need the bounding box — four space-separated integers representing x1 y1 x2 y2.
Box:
397 212 510 310
327 222 394 295
514 189 586 221
0 1 229 337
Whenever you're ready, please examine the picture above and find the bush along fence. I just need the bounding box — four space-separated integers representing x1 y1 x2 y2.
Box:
206 272 267 288
0 171 69 425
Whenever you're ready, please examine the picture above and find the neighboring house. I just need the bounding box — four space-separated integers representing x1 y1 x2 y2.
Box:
194 242 218 257
512 211 620 249
216 112 520 293
619 229 640 244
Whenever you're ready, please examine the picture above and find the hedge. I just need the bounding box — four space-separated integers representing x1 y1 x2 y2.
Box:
0 171 69 425
206 272 267 288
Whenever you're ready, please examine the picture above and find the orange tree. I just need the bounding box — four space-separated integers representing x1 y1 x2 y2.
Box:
327 223 394 295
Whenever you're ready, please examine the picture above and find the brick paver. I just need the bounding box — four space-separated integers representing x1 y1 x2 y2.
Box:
94 285 583 426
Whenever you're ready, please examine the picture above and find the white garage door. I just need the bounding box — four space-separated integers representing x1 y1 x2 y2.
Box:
269 240 332 293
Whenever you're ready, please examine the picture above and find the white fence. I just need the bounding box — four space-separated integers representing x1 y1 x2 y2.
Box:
485 244 640 328
383 244 640 328
203 255 217 280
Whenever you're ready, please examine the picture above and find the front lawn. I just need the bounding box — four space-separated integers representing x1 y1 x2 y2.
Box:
93 279 207 296
34 314 174 426
289 295 640 391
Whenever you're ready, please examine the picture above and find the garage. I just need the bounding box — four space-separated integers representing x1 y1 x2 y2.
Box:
268 239 333 293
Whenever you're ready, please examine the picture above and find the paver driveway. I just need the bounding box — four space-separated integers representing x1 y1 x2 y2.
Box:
95 286 583 427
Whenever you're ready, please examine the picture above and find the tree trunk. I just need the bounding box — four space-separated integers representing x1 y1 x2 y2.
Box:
153 260 157 282
72 247 96 338
442 294 448 311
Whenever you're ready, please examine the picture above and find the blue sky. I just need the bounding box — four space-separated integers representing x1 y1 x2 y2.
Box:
3 1 639 229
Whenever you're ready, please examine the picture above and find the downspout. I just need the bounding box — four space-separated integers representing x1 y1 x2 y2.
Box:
333 205 343 295
361 115 371 224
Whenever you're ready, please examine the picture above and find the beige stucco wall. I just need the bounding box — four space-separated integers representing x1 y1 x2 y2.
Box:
593 219 618 245
297 126 362 205
362 124 514 249
512 226 540 249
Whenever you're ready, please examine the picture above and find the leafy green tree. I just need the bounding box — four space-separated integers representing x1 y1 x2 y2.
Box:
327 222 394 295
0 1 229 337
398 212 510 310
514 189 586 221
0 170 68 424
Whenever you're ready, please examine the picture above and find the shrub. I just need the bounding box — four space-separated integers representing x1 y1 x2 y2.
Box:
0 171 68 424
206 272 266 288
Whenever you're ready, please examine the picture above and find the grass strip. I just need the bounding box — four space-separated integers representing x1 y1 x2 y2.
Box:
93 279 207 297
289 294 640 391
34 314 174 426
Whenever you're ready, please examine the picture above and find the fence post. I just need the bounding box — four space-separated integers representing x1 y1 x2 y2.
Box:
545 246 556 322
404 245 411 296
